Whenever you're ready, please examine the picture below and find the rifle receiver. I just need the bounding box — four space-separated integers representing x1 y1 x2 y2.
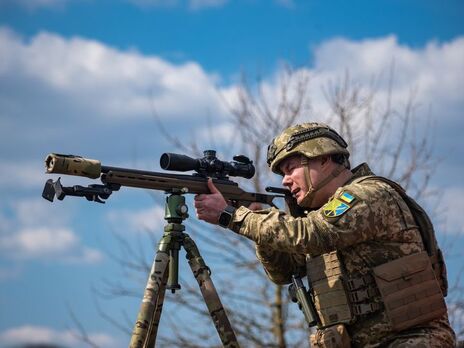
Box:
45 153 102 179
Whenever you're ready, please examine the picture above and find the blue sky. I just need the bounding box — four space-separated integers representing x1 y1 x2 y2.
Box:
2 0 462 76
0 0 463 346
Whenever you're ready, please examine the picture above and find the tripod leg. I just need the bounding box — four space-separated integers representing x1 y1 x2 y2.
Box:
183 234 240 348
129 250 169 348
145 267 168 348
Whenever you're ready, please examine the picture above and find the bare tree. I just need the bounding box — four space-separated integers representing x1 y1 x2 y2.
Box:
82 63 462 347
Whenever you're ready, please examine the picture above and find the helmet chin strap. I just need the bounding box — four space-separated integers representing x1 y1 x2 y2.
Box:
299 157 344 208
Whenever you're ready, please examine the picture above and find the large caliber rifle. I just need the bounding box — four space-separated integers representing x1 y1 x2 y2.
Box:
42 150 284 207
42 150 287 348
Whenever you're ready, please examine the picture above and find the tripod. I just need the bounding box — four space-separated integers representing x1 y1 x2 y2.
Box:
129 190 240 348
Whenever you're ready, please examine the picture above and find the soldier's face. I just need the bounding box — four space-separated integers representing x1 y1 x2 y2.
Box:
280 155 328 207
279 156 311 205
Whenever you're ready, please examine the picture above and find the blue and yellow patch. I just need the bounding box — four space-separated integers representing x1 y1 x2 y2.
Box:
339 192 355 204
323 191 356 218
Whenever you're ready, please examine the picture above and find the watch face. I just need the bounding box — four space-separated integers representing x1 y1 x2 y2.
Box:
218 206 236 228
218 211 232 227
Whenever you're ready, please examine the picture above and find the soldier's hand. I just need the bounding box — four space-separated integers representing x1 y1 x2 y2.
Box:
194 178 227 224
248 202 263 211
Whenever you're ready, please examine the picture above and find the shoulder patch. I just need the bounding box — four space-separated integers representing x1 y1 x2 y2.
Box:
322 191 356 218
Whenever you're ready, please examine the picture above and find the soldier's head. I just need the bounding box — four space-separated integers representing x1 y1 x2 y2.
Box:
267 123 350 208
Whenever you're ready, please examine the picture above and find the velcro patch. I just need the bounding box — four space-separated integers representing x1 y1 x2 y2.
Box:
323 191 356 218
339 192 355 204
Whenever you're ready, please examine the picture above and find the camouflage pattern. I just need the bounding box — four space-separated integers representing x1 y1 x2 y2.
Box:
229 163 456 347
267 123 349 174
45 153 102 179
184 235 240 348
130 251 169 348
130 232 239 347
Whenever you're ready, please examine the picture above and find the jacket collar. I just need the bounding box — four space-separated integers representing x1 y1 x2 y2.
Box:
346 163 375 184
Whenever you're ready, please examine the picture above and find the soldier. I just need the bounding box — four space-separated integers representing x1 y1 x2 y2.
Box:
194 122 456 347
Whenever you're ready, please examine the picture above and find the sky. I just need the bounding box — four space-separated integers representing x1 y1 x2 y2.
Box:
0 0 463 346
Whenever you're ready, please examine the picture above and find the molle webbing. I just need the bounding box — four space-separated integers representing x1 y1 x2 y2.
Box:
307 252 382 328
307 252 354 327
351 175 448 296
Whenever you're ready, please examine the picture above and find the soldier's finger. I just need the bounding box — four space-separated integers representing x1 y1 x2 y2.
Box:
193 200 202 210
207 178 220 194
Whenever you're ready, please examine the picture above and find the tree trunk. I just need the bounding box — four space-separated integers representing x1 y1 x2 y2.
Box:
273 284 287 348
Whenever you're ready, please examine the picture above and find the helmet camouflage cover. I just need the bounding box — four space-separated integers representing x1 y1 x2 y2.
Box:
267 122 349 174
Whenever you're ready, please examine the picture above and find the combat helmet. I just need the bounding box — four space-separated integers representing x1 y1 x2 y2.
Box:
267 122 349 175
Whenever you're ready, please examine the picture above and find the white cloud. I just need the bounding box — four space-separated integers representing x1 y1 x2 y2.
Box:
312 35 464 102
0 198 103 264
197 122 235 146
1 28 463 238
309 35 464 178
106 205 165 233
225 34 463 132
0 325 119 348
0 26 230 199
0 227 103 263
0 27 226 121
5 29 460 184
13 197 71 227
216 36 464 221
227 35 464 166
0 161 46 189
4 227 77 255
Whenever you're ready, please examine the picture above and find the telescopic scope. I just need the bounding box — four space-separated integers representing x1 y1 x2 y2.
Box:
160 150 255 179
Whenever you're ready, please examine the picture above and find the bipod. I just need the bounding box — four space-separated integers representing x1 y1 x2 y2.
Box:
129 190 240 348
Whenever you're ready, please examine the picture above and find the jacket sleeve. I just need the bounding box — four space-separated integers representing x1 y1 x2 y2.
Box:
230 182 388 256
255 244 306 284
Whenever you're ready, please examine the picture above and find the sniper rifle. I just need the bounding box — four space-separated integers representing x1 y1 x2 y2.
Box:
42 150 287 207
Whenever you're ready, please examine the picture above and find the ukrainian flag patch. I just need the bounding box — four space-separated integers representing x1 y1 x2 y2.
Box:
339 192 355 204
323 191 356 218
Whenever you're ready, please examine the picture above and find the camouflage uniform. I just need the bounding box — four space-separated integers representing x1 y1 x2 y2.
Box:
226 123 456 347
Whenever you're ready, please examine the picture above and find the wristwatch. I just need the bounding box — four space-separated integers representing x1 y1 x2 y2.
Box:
218 205 236 228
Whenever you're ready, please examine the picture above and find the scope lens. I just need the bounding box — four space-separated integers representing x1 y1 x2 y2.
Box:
160 153 170 170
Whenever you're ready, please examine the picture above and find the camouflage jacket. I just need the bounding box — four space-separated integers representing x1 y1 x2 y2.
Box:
229 163 455 347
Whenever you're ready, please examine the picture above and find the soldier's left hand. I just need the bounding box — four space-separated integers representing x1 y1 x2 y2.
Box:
194 178 227 224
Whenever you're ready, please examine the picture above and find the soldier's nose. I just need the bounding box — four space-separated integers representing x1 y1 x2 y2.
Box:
282 175 292 186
